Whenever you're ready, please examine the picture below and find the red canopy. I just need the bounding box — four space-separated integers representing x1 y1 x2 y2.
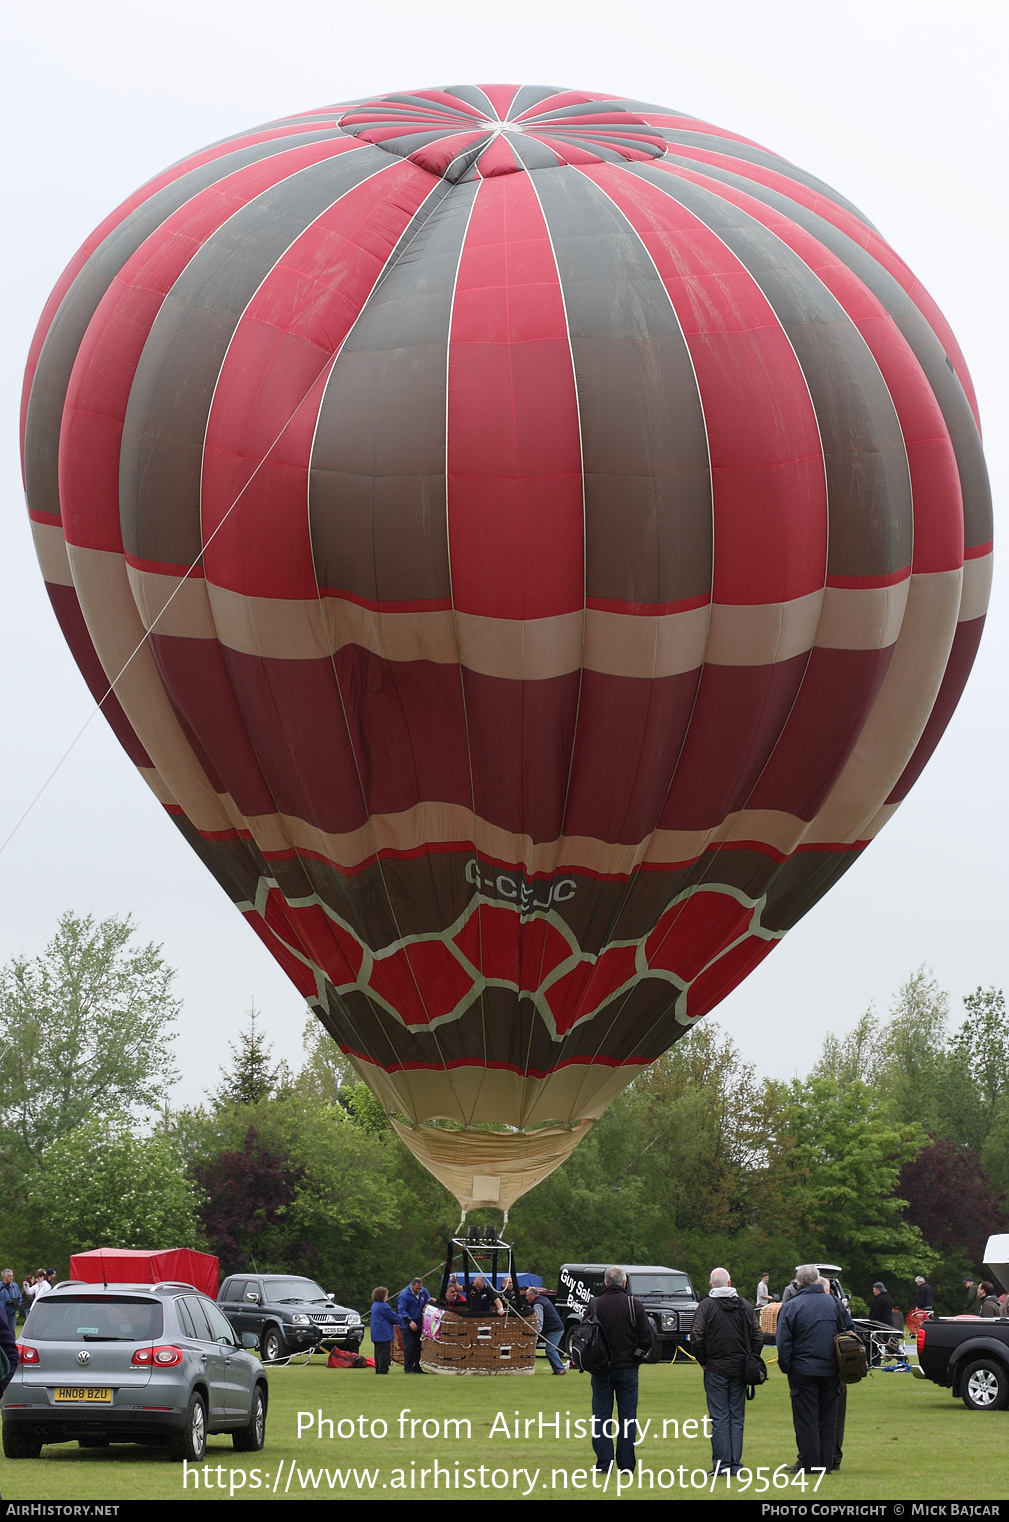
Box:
69 1248 219 1301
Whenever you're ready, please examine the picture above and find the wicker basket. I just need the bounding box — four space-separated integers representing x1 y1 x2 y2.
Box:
420 1308 536 1375
760 1301 781 1335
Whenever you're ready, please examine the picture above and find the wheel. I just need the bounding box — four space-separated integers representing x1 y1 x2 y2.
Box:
167 1392 208 1462
233 1384 267 1452
961 1359 1009 1411
261 1326 286 1363
2 1426 42 1459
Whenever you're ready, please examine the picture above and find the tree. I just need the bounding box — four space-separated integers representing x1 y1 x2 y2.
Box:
210 1004 289 1107
873 967 951 1133
192 1127 306 1276
811 1009 880 1089
948 988 1009 1153
28 1120 201 1266
185 1091 406 1307
295 1015 354 1105
776 1076 934 1294
899 1139 1009 1264
898 1138 1009 1312
0 912 180 1172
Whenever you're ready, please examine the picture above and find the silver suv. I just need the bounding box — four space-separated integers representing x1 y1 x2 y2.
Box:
1 1281 267 1461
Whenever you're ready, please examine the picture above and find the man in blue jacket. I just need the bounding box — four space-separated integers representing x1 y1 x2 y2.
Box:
776 1264 852 1473
397 1278 431 1374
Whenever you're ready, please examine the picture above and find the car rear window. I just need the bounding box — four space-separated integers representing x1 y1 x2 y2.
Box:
28 1296 164 1342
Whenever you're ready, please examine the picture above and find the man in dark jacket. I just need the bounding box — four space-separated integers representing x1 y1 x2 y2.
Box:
0 1305 19 1392
776 1264 853 1473
0 1271 21 1334
465 1276 504 1317
397 1278 431 1373
870 1281 894 1324
914 1276 933 1313
586 1267 654 1473
978 1281 1000 1317
691 1267 762 1475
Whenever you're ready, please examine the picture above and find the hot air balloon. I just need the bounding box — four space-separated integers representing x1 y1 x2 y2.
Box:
22 84 991 1216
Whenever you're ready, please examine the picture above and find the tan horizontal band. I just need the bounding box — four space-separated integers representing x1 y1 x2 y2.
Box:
233 799 825 875
123 568 927 676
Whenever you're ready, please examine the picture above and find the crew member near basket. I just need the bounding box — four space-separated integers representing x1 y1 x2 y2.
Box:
370 1287 397 1375
397 1277 431 1374
524 1284 567 1374
586 1267 654 1474
465 1275 505 1317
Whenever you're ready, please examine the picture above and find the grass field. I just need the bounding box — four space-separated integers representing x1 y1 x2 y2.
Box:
2 1353 1004 1502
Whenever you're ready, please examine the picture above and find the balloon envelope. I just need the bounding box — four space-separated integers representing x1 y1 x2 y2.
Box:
23 85 991 1209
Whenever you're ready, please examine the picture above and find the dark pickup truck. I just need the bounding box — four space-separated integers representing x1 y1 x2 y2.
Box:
217 1274 364 1363
916 1318 1009 1410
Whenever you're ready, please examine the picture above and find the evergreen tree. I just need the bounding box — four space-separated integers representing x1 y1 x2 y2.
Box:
210 1004 287 1107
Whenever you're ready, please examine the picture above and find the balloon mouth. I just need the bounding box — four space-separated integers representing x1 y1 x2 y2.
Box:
337 87 667 181
390 1117 595 1212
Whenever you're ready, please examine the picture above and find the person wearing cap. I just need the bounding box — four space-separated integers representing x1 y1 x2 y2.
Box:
870 1281 895 1326
524 1284 566 1374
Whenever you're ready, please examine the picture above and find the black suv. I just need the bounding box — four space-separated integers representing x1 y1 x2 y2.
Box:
555 1264 700 1361
217 1275 364 1362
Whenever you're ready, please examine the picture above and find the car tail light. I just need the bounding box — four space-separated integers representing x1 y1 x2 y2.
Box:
16 1344 39 1365
132 1345 183 1367
917 1326 927 1357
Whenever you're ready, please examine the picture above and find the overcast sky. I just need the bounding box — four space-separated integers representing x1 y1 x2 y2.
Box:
3 0 1005 1106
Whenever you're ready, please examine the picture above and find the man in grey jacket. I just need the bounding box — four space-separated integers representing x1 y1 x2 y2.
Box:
776 1264 852 1473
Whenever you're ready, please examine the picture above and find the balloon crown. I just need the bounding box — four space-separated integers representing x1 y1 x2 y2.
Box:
338 85 669 181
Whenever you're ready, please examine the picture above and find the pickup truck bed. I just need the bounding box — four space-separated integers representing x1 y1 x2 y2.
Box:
917 1316 1009 1410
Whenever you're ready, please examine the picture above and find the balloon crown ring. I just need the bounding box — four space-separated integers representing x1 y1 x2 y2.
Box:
338 86 669 181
